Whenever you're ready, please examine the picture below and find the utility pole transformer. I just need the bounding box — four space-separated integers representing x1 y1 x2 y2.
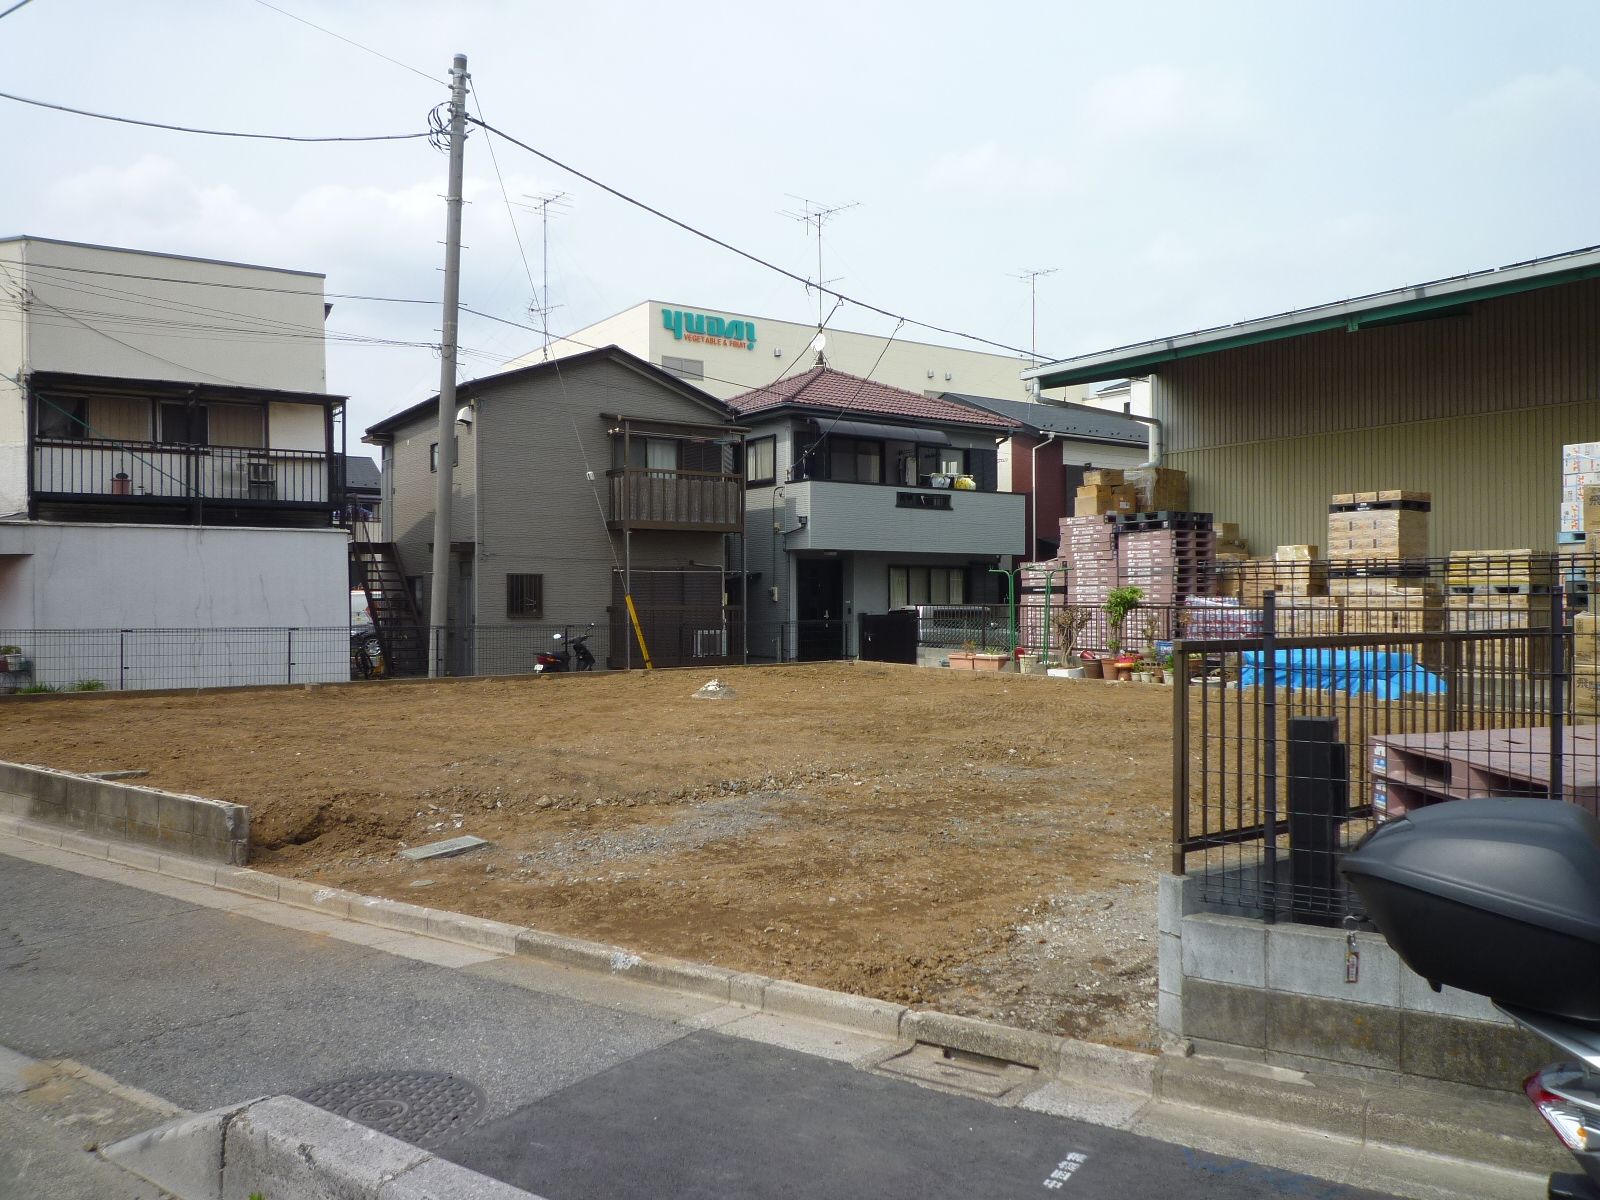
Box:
428 54 469 678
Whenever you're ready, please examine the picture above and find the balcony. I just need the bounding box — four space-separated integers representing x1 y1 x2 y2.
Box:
777 480 1026 556
607 467 744 532
32 439 337 514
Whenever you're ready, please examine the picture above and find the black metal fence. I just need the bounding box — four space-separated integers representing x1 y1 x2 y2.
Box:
1172 579 1599 926
746 620 856 663
32 441 334 504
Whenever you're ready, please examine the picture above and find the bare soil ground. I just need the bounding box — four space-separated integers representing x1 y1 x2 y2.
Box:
0 663 1174 1049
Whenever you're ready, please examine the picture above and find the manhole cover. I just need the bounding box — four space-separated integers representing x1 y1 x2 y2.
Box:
294 1072 486 1147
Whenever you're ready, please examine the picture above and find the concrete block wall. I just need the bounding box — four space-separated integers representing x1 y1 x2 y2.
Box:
1158 873 1549 1093
0 760 247 864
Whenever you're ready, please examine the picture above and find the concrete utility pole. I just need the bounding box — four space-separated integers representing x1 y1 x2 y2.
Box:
428 53 470 677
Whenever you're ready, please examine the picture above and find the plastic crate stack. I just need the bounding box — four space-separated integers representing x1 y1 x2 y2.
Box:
1018 559 1069 652
1060 515 1118 605
1115 513 1215 604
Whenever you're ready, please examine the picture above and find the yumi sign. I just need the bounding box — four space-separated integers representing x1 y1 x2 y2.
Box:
662 307 757 350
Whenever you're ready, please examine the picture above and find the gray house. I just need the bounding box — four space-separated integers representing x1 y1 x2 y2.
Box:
728 367 1025 661
363 346 746 671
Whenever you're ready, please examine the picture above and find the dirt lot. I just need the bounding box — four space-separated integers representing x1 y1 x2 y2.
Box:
0 663 1174 1049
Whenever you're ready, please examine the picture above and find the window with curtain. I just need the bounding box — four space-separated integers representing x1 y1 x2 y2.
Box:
889 566 966 608
745 437 775 485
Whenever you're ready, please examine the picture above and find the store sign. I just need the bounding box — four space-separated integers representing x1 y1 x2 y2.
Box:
662 307 757 350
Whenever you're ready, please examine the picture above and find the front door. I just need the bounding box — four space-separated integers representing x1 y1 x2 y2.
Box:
796 558 845 661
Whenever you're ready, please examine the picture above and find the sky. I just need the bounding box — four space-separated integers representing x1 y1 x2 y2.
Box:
3 1 1598 461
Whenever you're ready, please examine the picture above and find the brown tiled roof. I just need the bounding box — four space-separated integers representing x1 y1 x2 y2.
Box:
727 366 1016 429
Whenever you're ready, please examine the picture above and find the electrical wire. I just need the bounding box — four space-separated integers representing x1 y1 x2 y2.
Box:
467 116 1051 362
16 260 436 304
248 0 446 86
0 88 429 141
0 0 37 19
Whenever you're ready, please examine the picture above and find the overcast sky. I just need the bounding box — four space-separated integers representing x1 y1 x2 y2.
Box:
3 1 1597 457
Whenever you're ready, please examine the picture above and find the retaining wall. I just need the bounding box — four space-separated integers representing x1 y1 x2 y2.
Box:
1157 872 1549 1093
0 760 247 864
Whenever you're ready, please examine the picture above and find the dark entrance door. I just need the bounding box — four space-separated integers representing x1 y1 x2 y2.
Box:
796 558 845 660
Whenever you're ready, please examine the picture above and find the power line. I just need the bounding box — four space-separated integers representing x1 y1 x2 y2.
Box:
0 88 429 141
466 115 1053 362
0 0 37 19
15 261 438 304
248 0 445 86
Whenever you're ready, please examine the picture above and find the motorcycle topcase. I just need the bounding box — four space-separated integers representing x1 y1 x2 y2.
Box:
1340 798 1600 1020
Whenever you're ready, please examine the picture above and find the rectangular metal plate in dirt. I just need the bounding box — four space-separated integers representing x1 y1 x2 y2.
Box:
399 835 491 861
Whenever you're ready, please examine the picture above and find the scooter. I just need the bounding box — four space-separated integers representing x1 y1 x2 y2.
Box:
534 626 595 673
1340 799 1600 1200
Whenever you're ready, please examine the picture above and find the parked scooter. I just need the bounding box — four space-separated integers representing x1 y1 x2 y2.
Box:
1341 799 1600 1198
534 626 596 674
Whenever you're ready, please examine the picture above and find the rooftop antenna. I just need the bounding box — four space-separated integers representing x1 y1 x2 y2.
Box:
1012 268 1058 370
780 195 859 332
521 190 571 359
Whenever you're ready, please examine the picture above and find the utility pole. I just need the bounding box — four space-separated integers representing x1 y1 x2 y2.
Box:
780 196 859 329
428 53 469 678
1013 267 1058 383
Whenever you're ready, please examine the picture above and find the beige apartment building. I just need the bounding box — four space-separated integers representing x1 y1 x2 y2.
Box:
506 300 1088 405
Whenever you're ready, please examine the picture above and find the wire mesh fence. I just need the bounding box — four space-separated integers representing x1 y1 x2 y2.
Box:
1173 582 1599 928
0 628 352 692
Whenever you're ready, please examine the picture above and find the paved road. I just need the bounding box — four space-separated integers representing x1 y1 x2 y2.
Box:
0 848 1393 1200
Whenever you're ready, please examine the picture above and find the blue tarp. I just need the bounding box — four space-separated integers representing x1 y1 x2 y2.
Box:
1239 649 1447 696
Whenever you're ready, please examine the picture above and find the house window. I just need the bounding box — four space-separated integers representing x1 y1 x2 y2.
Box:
35 394 89 439
827 436 882 483
661 356 705 380
429 438 459 472
625 437 682 471
159 402 209 446
746 437 775 486
507 573 543 618
889 566 966 608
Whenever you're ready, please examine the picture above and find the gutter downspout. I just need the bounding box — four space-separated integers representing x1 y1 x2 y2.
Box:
1028 432 1060 563
1126 414 1162 467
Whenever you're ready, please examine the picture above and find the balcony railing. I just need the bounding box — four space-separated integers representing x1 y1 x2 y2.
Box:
607 467 744 531
32 439 334 506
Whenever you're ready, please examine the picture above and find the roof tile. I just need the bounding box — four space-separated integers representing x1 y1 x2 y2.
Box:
727 366 1016 429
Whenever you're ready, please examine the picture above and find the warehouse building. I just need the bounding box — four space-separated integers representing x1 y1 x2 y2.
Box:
1023 246 1600 555
507 300 1086 405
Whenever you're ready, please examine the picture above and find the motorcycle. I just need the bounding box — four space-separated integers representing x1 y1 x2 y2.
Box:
1341 798 1600 1199
534 626 596 674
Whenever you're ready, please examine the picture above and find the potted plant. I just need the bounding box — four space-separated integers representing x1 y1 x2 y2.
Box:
948 640 977 670
1078 650 1102 679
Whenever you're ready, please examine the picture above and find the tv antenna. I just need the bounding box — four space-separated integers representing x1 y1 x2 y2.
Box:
780 196 859 330
1012 267 1058 368
520 190 572 358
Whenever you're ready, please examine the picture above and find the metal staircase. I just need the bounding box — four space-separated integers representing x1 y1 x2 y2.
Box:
349 542 427 677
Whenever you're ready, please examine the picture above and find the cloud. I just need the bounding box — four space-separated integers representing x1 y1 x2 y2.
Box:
1079 64 1253 146
1459 67 1600 144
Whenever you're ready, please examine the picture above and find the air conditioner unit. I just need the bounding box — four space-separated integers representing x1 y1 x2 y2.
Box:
248 462 278 483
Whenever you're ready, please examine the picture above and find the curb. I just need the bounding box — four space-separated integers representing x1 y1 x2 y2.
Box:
103 1094 542 1200
2 811 1562 1186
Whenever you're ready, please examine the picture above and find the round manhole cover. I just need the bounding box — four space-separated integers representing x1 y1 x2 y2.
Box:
294 1072 486 1148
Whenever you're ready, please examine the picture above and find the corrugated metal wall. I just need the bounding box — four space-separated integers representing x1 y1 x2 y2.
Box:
1172 399 1600 554
1153 276 1600 554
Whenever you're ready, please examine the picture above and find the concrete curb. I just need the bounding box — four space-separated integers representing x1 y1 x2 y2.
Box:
2 811 1562 1183
103 1094 543 1200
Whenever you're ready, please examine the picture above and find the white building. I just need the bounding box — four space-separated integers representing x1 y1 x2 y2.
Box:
0 237 350 688
508 300 1092 405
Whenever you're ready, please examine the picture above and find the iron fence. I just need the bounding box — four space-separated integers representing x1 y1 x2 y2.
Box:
746 620 856 663
33 440 334 504
914 605 1014 651
0 628 352 692
1172 585 1599 926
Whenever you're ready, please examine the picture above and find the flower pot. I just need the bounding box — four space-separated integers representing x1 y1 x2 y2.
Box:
1064 666 1086 679
1079 657 1103 679
948 651 976 670
972 653 1006 671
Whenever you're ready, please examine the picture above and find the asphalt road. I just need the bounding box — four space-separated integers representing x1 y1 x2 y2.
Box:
0 850 1393 1200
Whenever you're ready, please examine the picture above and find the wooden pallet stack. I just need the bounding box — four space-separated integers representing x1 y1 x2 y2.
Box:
1060 515 1118 605
1018 558 1069 652
1116 514 1216 605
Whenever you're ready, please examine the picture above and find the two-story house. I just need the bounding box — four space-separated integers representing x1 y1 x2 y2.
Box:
728 366 1026 661
363 345 747 672
0 237 350 686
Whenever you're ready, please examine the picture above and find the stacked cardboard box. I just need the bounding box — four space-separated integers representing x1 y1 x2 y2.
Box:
1272 545 1328 597
1575 610 1600 718
1328 491 1429 562
1120 528 1215 603
1333 576 1443 634
1214 522 1249 558
1074 483 1138 518
1123 467 1189 512
1060 515 1118 605
1562 443 1600 534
